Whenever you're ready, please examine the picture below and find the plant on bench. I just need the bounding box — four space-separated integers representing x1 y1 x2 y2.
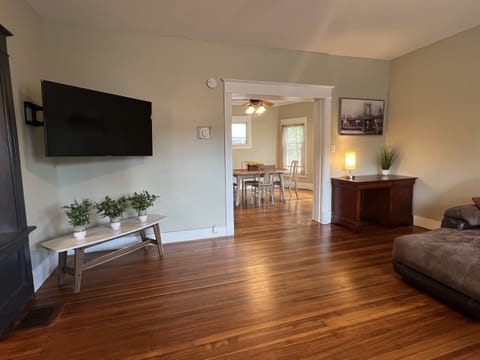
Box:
95 196 129 230
128 191 158 222
63 199 93 239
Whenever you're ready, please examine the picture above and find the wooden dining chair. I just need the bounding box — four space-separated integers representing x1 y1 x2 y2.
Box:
253 165 275 205
275 160 299 200
241 160 258 200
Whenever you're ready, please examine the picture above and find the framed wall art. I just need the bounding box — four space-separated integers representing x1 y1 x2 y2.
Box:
339 98 384 135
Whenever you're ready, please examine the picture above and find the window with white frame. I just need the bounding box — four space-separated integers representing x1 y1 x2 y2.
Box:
281 117 307 175
232 115 252 149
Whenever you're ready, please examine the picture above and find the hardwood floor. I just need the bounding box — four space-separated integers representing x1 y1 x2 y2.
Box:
1 190 479 359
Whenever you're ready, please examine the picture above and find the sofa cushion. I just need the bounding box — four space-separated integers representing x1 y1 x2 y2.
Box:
393 228 480 301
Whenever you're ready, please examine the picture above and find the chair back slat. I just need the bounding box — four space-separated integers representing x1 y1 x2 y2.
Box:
259 165 275 185
289 160 299 181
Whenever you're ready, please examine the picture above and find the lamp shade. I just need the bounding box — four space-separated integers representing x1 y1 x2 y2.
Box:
345 152 356 170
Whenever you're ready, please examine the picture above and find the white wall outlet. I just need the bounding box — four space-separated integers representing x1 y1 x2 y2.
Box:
330 144 336 153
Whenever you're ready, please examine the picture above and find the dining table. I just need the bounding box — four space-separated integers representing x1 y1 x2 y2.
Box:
233 167 289 206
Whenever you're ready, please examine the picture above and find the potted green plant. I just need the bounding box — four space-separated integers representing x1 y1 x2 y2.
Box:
95 196 129 230
128 190 158 222
63 199 93 239
379 146 398 176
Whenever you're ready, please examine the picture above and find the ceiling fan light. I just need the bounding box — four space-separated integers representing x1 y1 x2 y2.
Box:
256 105 266 114
246 105 255 114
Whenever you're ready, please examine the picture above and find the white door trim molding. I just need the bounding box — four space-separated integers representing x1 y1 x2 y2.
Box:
223 79 333 234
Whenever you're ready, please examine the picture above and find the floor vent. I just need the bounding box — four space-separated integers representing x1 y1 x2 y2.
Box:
14 305 61 331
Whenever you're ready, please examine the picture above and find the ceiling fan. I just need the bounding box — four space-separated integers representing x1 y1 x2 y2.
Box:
245 99 273 114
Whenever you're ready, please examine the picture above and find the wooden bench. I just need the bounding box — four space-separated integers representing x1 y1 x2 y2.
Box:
42 214 166 293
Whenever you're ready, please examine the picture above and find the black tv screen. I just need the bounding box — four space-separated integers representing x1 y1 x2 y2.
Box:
42 80 152 156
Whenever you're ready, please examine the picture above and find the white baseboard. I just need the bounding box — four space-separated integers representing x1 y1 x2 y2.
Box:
33 251 58 292
32 225 229 292
320 211 331 224
414 216 441 230
297 183 313 190
83 225 230 252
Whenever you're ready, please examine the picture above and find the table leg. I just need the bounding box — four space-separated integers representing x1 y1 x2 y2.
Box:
73 248 85 294
235 175 241 207
279 174 286 202
153 223 164 257
58 251 67 286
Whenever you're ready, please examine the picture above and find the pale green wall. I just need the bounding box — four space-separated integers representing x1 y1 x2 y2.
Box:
232 105 279 169
388 25 480 221
278 102 314 185
1 3 389 270
0 0 62 268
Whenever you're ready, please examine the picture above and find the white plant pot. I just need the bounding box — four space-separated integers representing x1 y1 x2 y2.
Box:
74 230 86 239
110 216 121 230
381 169 390 176
138 210 147 222
73 225 87 239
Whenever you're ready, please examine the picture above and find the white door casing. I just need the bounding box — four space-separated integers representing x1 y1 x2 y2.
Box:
223 79 333 235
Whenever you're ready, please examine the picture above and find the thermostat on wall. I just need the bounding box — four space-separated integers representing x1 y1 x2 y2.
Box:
206 78 217 89
197 126 212 139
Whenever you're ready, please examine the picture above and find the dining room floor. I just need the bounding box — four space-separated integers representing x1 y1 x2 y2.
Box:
234 187 310 209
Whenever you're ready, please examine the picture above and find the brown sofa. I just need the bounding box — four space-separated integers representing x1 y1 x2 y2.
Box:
393 207 480 319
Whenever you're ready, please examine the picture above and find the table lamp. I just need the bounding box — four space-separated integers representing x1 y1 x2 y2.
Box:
345 151 356 179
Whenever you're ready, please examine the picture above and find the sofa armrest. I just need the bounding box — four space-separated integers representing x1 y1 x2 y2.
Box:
442 205 480 230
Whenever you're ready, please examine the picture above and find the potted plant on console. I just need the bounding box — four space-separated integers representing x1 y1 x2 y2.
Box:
128 190 158 222
379 146 398 176
63 199 93 239
95 195 129 230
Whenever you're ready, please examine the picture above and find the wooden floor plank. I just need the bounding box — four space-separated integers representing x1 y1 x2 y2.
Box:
1 190 478 359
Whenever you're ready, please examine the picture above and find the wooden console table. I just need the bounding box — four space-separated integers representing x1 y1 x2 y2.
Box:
42 214 166 293
331 175 416 231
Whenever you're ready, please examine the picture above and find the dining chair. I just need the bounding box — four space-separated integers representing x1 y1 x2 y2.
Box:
241 160 258 200
253 164 275 205
275 160 299 200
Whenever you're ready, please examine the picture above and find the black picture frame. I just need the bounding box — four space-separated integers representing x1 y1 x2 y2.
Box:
339 98 384 135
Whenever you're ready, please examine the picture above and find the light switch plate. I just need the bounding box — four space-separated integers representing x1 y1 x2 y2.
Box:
197 126 212 139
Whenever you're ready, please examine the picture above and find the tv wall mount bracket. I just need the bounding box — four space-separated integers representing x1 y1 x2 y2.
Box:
24 101 44 126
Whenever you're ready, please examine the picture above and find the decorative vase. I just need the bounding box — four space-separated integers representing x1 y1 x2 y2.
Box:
110 216 121 230
138 210 147 222
73 225 87 239
381 169 390 176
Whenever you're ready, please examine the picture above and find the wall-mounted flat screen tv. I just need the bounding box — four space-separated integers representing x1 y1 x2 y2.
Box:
42 80 152 156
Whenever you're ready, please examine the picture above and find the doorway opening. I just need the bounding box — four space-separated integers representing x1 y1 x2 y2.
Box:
223 79 334 235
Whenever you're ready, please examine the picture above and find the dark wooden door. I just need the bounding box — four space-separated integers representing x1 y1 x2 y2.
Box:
0 24 34 336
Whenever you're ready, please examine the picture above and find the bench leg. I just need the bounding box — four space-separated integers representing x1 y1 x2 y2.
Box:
73 248 85 294
139 229 149 253
58 251 67 286
153 223 164 257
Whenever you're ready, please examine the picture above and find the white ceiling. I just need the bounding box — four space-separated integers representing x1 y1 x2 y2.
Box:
26 0 480 60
